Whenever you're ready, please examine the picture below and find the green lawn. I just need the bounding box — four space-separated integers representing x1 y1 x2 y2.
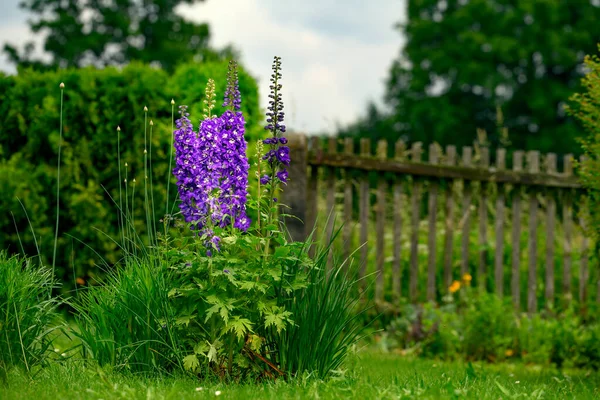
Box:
2 351 599 399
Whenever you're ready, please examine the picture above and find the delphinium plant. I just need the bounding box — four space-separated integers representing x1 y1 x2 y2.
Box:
167 59 311 380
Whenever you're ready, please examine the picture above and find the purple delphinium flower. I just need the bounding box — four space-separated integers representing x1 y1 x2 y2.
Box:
173 105 206 227
276 169 288 184
260 175 271 185
172 61 251 255
262 56 289 185
213 108 250 231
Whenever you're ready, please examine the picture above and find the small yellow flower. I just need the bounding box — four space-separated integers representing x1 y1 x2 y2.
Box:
462 273 472 284
505 349 514 357
449 280 461 293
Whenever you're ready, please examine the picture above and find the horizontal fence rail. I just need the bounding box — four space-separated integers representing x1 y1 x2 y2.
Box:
282 134 597 313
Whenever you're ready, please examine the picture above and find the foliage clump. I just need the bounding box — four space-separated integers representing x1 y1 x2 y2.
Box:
566 44 600 240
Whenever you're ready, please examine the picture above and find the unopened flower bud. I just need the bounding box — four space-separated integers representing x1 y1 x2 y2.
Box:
59 82 65 89
144 106 148 112
171 99 175 105
144 149 147 154
150 120 154 126
117 126 121 131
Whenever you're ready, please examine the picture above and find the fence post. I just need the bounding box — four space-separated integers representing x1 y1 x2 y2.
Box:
283 134 308 242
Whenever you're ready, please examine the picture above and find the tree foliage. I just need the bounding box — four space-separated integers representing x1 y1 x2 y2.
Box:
566 45 600 240
356 0 600 155
3 0 231 72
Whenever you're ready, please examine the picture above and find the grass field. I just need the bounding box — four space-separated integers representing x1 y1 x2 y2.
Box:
2 350 599 399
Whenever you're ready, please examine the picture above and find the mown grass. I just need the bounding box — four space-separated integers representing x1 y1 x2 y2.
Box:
2 350 599 399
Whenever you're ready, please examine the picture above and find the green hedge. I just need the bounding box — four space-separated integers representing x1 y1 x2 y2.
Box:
0 61 261 287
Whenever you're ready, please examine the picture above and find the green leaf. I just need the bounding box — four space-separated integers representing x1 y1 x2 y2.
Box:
248 334 263 352
183 354 199 371
194 341 209 355
207 340 220 363
274 246 290 258
175 315 192 327
264 307 292 334
226 316 253 341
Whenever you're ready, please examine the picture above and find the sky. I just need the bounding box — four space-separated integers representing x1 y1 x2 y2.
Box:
0 0 406 134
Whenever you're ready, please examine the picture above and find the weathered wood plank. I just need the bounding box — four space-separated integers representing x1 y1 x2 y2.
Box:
393 140 406 300
563 155 574 303
359 138 371 282
283 134 308 242
376 140 388 302
325 137 337 267
527 151 540 314
306 137 321 256
460 147 473 279
580 193 590 303
443 145 457 291
427 144 439 301
343 138 354 263
545 153 557 306
410 142 423 302
511 151 524 309
495 148 506 296
478 147 490 290
307 153 580 188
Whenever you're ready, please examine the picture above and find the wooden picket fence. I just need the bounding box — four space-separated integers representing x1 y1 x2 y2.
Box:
282 134 597 313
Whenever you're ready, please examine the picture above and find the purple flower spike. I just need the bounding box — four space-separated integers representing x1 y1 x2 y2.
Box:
172 64 251 254
261 56 290 194
260 175 271 184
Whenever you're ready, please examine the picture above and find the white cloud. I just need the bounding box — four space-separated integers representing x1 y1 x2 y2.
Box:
181 0 406 134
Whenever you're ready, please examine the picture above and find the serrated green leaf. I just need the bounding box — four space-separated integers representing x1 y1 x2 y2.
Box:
183 354 199 371
264 308 292 333
194 341 209 355
226 316 253 340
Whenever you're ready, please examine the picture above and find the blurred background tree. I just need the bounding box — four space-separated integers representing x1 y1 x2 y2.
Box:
340 0 600 156
3 0 234 72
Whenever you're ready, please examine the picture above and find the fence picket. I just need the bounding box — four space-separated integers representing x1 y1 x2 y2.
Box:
343 137 354 262
393 140 406 300
460 147 473 278
511 151 524 309
563 155 574 303
527 151 540 315
376 140 388 301
359 138 371 283
495 148 506 296
478 147 490 289
306 137 320 256
443 145 457 291
427 144 439 301
410 142 423 302
545 153 557 305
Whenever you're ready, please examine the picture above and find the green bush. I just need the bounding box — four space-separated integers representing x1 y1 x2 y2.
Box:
0 251 61 374
0 61 261 287
566 43 600 240
379 290 600 369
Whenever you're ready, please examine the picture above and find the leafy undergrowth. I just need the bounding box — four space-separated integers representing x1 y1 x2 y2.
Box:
2 350 599 399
